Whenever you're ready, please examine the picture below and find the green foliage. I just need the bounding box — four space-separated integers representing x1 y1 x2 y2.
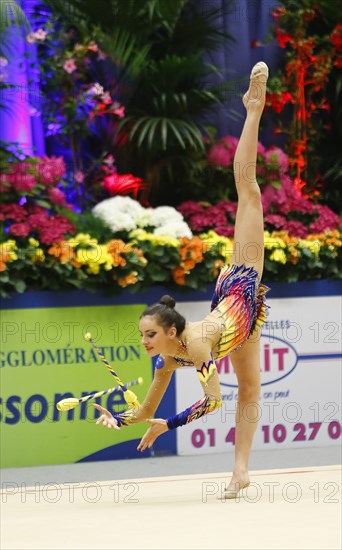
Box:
43 0 236 206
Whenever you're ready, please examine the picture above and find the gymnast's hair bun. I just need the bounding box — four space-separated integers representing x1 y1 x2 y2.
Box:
159 295 176 309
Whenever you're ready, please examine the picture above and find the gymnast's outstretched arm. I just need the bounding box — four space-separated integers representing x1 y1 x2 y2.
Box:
93 356 176 428
137 339 222 451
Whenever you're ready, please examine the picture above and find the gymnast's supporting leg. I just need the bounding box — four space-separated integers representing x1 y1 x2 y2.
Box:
226 334 261 495
225 62 268 497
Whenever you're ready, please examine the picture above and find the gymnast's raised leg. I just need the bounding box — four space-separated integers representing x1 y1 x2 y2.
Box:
225 62 268 498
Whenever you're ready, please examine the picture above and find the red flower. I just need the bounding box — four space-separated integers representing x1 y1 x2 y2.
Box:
330 24 342 52
103 173 148 199
267 92 291 113
276 28 292 48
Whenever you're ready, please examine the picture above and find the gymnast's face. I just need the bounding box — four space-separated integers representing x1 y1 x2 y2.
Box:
139 315 177 356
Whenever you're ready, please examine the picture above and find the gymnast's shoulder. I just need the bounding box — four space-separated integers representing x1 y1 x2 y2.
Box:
154 354 178 372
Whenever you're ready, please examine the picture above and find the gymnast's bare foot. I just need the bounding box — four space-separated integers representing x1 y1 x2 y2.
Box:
243 61 269 112
223 473 250 499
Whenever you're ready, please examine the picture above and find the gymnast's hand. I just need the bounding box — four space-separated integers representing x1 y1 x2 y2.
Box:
137 418 168 451
93 404 120 430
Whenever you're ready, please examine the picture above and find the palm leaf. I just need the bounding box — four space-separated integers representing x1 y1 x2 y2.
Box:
0 0 30 33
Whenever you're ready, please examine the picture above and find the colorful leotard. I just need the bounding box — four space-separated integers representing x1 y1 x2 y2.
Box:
210 263 269 356
172 263 270 367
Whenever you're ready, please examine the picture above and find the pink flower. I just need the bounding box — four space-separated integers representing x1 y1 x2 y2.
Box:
88 42 98 52
9 222 30 237
63 59 77 74
0 203 27 221
48 188 68 206
177 201 204 218
188 213 214 232
26 33 36 44
215 225 235 238
221 136 239 154
219 200 237 215
39 216 75 244
38 156 66 185
257 141 266 155
11 172 36 193
34 28 47 41
112 102 125 118
207 143 232 168
265 147 289 174
283 220 308 237
265 214 286 228
262 175 307 215
310 205 342 233
101 91 112 104
27 206 49 229
0 172 11 192
74 171 84 183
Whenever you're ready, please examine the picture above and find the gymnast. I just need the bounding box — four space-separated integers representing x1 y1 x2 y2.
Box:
94 61 270 498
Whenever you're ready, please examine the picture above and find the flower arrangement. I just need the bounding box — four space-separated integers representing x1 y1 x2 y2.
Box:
27 20 129 210
266 2 342 200
1 223 340 297
179 136 341 238
92 196 192 239
0 152 74 246
1 137 341 298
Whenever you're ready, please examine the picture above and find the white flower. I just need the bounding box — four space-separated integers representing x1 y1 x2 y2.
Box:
108 212 136 232
135 209 158 228
153 206 184 226
92 196 143 232
87 82 104 96
108 196 145 217
92 196 192 237
93 206 135 232
154 221 192 239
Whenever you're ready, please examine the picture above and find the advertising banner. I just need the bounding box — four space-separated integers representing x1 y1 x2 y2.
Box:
0 304 152 467
175 295 342 455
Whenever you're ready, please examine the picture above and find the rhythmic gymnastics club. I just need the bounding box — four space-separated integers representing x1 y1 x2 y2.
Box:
56 377 143 411
84 332 141 409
